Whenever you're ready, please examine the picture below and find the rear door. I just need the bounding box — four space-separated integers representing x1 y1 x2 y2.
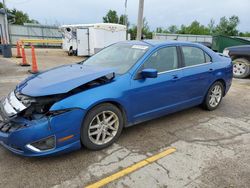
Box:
180 46 213 103
76 28 89 56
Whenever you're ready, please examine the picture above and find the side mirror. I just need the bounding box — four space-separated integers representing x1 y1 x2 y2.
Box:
141 68 158 78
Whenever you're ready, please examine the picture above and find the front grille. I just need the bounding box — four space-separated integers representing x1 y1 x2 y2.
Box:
0 121 26 133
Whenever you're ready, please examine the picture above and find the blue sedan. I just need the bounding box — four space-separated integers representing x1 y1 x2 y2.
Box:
0 40 233 157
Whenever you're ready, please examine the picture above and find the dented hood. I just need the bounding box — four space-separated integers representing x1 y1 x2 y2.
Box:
16 64 116 97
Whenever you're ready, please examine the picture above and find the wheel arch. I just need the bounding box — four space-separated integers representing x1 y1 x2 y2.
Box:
231 56 250 62
86 100 128 127
211 79 226 96
203 78 227 102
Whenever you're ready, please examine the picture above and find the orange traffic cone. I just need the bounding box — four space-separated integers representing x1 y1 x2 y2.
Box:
16 41 22 58
20 43 30 66
28 45 38 74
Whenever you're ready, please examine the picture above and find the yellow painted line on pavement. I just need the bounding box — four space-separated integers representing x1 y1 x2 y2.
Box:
85 147 176 188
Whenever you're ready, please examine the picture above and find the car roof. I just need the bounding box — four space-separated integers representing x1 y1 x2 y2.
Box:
119 40 220 62
120 40 198 47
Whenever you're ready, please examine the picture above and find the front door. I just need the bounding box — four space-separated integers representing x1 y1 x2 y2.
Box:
129 46 185 123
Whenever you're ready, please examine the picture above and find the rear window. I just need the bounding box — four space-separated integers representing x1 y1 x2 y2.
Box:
182 46 211 67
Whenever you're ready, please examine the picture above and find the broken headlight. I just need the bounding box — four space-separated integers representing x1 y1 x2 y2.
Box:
15 92 35 107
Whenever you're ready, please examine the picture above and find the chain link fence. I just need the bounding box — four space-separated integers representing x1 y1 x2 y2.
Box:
9 24 62 47
153 33 250 43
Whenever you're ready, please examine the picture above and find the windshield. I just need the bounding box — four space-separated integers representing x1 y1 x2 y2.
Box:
83 43 149 74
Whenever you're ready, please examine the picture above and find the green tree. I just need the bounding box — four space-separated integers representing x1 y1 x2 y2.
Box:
178 21 210 35
239 32 250 37
156 27 165 33
119 14 129 27
10 9 39 25
208 19 215 34
215 15 239 36
168 25 178 34
128 18 152 40
142 18 152 39
0 3 39 25
128 25 137 40
178 24 186 34
103 10 119 23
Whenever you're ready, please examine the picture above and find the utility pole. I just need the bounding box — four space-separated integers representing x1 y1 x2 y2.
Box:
136 0 144 40
2 0 9 44
124 0 128 39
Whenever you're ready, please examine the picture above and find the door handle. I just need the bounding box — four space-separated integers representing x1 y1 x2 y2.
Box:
172 75 179 80
208 68 214 72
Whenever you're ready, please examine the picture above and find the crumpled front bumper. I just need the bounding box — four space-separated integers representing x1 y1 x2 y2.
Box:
0 107 85 157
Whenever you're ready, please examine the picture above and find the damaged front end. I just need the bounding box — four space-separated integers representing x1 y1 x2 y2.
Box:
0 71 115 156
0 90 82 156
0 91 64 128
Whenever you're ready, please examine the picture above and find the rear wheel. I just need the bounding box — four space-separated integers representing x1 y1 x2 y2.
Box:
202 81 224 111
81 103 124 150
233 58 250 78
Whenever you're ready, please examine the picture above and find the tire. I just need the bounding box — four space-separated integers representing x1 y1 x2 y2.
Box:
202 81 225 111
81 103 124 150
233 58 250 79
68 47 73 56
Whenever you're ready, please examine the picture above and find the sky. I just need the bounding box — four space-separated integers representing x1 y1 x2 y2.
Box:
5 0 250 32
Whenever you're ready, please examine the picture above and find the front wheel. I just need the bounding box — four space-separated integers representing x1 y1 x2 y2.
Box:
68 47 73 56
81 103 124 150
202 82 224 111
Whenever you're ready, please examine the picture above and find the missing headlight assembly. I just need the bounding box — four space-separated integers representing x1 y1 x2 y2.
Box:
18 94 65 120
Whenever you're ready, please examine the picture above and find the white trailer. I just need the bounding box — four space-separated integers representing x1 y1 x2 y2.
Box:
59 23 127 56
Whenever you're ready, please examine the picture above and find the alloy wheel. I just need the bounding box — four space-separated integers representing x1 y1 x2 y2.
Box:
88 111 119 145
209 85 222 108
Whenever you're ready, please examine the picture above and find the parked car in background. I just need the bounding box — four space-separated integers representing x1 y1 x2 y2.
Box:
0 40 233 157
223 45 250 78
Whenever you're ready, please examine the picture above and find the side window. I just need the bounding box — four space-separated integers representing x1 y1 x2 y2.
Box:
143 47 178 73
182 46 206 67
205 53 212 63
